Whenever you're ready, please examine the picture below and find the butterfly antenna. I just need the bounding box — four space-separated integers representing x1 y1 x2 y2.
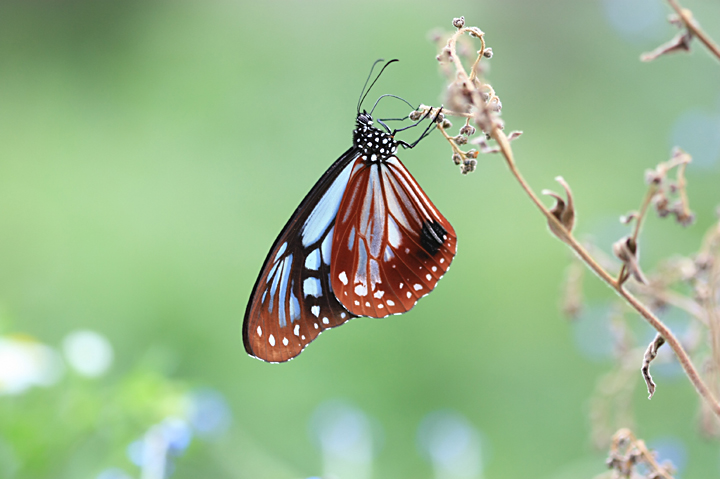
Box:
369 94 416 115
357 59 385 113
357 59 399 113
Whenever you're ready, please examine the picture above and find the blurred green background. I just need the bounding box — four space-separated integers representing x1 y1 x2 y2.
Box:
0 0 719 478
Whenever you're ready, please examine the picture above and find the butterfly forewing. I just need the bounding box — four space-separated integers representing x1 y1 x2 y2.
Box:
331 156 457 317
243 149 360 362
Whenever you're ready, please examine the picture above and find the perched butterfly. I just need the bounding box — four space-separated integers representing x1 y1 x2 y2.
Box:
243 61 457 362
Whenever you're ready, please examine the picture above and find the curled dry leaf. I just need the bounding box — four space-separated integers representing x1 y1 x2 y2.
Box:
506 130 523 142
620 211 638 224
641 31 693 62
470 135 500 154
541 176 575 241
613 236 648 285
642 334 666 399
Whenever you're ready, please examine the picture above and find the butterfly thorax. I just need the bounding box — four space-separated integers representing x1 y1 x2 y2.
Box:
353 112 398 163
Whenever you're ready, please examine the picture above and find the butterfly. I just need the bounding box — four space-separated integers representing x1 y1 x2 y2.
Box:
243 62 457 363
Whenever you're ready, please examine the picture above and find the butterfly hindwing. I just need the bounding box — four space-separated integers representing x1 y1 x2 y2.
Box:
330 156 457 317
243 149 361 362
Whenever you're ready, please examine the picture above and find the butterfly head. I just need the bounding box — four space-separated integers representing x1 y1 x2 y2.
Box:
353 112 398 163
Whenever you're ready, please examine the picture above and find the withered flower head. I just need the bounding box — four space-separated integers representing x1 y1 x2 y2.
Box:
542 176 576 240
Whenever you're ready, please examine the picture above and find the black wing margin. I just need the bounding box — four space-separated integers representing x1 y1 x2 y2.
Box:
243 148 362 362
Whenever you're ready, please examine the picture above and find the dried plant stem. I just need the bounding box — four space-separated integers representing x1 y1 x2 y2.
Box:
675 159 692 219
494 126 720 417
707 242 720 372
438 20 720 419
633 285 709 325
617 186 656 285
667 0 720 61
607 428 676 479
437 123 467 157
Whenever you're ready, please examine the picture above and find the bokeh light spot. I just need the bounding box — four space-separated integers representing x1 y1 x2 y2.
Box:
62 330 114 378
671 110 720 170
603 0 665 43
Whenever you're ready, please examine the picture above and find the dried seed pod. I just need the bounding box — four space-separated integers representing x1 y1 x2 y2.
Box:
613 236 648 284
645 169 663 185
466 26 484 38
542 176 576 240
620 212 638 224
506 130 522 142
459 124 475 136
461 158 477 174
409 110 423 121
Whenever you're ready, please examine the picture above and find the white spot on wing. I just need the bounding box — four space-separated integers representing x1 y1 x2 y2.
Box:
290 288 301 322
348 226 355 251
368 166 385 257
277 254 293 327
305 249 321 270
274 242 287 262
407 291 412 298
339 271 348 285
432 266 437 272
355 237 368 285
294 324 300 336
321 227 334 265
303 277 322 298
414 284 422 291
266 260 280 284
257 326 262 337
359 172 374 235
370 258 381 291
387 216 402 248
355 284 368 296
322 317 329 325
311 305 320 317
374 290 384 299
282 337 288 346
387 299 395 306
269 334 276 347
426 274 432 281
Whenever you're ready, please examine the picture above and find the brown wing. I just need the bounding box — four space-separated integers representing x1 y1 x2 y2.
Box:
330 156 457 318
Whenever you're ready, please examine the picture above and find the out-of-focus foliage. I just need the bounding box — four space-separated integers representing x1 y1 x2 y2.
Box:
0 0 719 478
